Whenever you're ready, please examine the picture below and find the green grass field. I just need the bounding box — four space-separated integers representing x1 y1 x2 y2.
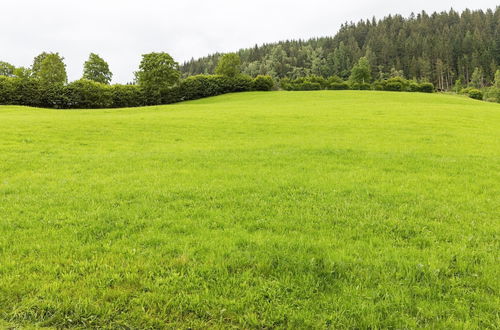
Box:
0 91 499 328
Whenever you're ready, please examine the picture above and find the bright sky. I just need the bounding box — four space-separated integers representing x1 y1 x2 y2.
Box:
1 0 497 83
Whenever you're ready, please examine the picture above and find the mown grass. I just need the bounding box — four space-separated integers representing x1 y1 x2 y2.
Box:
0 91 499 328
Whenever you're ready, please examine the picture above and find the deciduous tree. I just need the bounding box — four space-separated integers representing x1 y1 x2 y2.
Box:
83 53 113 84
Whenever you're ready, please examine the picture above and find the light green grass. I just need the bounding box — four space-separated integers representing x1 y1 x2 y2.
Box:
0 91 499 328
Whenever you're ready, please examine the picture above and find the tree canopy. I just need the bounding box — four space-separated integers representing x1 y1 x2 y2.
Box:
215 53 241 77
83 53 113 84
181 7 500 89
0 61 15 77
35 53 67 86
135 52 180 89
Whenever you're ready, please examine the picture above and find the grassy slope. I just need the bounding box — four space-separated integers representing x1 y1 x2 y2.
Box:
0 91 499 328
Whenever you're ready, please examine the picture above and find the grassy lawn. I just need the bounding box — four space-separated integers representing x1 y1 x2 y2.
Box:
0 91 499 328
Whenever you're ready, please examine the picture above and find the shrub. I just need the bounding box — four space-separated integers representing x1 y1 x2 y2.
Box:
327 75 344 84
484 87 500 103
385 77 410 91
12 78 42 106
349 82 371 90
328 82 349 90
418 83 434 93
253 75 274 91
306 75 328 89
227 75 254 92
298 82 322 90
0 76 16 104
385 81 403 91
65 79 113 109
39 83 68 109
409 82 420 92
468 89 483 100
372 81 385 91
111 84 143 108
459 87 472 95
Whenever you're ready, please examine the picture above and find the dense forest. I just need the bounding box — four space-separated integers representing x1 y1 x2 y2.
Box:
181 8 500 90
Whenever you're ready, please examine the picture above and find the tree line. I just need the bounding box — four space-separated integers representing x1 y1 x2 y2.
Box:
182 7 500 91
0 53 273 109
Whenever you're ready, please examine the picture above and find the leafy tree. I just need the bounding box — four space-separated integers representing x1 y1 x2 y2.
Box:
83 53 113 84
135 52 179 88
135 52 180 104
36 53 67 86
181 8 500 89
215 53 241 77
470 68 484 89
329 42 351 79
349 57 372 84
32 52 50 76
0 61 15 76
494 70 500 89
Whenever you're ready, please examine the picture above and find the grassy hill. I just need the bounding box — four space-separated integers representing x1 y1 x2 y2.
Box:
0 91 499 328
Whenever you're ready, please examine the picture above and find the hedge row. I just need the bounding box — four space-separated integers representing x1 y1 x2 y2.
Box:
459 87 500 102
281 76 434 93
0 75 274 109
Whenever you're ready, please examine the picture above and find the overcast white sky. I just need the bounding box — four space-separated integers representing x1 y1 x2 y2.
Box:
1 0 498 83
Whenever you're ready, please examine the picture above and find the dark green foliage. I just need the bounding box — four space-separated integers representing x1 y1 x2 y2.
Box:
136 52 180 104
418 83 435 93
11 77 42 106
385 81 403 91
0 73 258 108
39 83 68 108
0 76 16 104
181 8 500 89
252 75 274 91
65 79 113 109
281 76 328 91
327 75 349 89
349 82 371 90
349 57 371 84
468 89 483 100
111 85 143 108
409 82 420 92
328 82 350 90
484 70 500 103
299 82 322 90
228 75 254 92
215 53 241 77
83 53 113 84
470 68 484 89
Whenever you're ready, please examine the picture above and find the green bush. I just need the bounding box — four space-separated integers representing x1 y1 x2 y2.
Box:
409 82 420 92
350 82 371 90
385 81 403 91
328 82 349 90
65 79 113 109
484 87 500 103
14 78 42 106
306 75 328 89
111 85 143 108
418 82 434 93
298 82 322 90
253 75 274 91
372 81 385 91
468 89 483 100
0 76 17 104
